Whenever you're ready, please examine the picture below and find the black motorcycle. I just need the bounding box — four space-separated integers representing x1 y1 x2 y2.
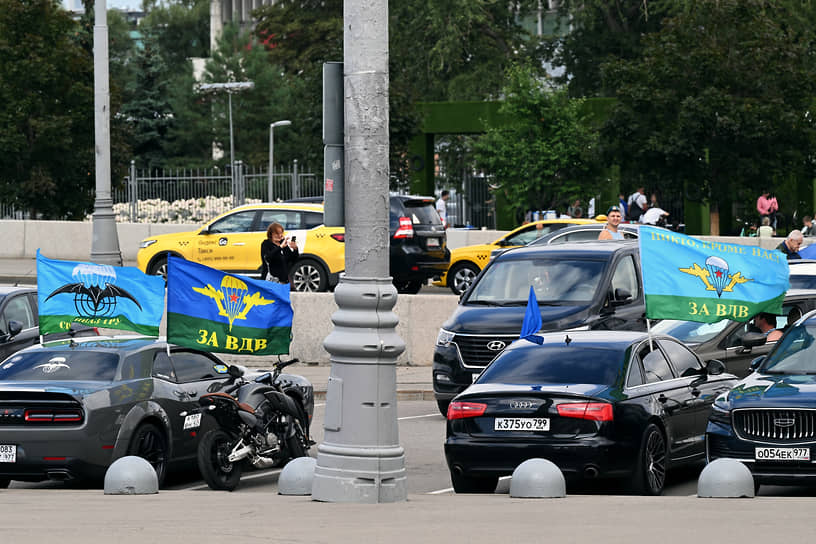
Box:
195 358 311 491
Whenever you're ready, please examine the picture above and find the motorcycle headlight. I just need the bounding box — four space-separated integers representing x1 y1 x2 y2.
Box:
436 328 455 346
139 239 158 249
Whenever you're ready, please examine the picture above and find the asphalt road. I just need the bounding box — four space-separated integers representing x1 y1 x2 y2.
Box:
12 399 816 497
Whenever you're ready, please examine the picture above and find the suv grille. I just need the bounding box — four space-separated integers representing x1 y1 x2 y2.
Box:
452 334 518 370
734 408 816 443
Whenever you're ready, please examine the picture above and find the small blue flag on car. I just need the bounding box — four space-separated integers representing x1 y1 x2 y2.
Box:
798 243 816 260
36 249 165 336
166 256 293 355
519 286 544 344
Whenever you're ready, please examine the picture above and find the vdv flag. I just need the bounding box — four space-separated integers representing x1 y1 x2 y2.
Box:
166 256 293 355
638 226 789 323
36 249 165 336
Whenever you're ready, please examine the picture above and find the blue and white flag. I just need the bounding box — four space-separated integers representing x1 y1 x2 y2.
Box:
639 227 789 323
519 286 544 344
36 250 165 335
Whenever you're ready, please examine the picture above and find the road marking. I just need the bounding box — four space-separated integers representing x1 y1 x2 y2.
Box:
428 487 453 494
181 468 283 491
399 413 438 420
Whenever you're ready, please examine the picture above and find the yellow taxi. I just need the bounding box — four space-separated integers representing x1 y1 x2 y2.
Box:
136 202 345 291
436 218 602 294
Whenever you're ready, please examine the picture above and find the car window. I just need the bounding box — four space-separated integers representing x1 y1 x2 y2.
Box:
626 356 645 387
506 224 567 246
651 319 731 344
402 201 442 225
259 210 321 231
171 351 222 382
303 211 323 229
208 211 257 234
610 255 640 302
0 350 119 381
658 338 702 377
623 231 639 240
477 345 626 386
152 352 177 382
120 350 154 380
555 229 601 243
638 343 674 383
1 294 35 332
724 320 763 348
761 323 816 373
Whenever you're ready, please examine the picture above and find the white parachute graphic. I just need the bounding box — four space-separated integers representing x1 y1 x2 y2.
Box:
220 275 249 329
73 263 117 287
71 263 119 316
704 256 729 297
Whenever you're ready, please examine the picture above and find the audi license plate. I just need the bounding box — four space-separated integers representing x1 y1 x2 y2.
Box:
755 447 810 462
426 237 440 248
0 444 16 463
494 418 550 431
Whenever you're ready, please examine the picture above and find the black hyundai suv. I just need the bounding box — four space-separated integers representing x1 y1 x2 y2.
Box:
286 195 449 294
433 241 647 415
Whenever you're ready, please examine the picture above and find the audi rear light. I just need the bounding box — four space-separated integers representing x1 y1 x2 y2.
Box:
330 233 345 242
393 216 414 239
447 401 487 420
556 402 613 422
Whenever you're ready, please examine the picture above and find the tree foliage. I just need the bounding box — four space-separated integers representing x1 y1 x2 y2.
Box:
472 65 602 222
600 0 816 215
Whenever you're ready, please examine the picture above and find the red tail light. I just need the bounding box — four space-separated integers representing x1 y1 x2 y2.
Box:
393 216 414 239
24 409 83 423
447 401 487 420
556 402 613 422
330 233 345 242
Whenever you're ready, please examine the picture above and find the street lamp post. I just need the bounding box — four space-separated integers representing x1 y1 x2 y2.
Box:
268 120 292 202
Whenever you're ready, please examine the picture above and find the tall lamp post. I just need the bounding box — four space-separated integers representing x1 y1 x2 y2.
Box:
268 120 292 202
197 81 254 203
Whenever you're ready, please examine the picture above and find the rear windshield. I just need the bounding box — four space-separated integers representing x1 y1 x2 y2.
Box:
402 200 442 226
478 346 626 386
0 351 120 382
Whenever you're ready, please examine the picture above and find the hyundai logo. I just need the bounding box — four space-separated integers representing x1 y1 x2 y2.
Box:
774 418 795 428
486 340 506 351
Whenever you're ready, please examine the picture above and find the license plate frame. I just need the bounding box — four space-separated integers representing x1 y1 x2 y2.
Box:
494 417 550 432
426 237 440 248
0 444 17 463
754 447 810 462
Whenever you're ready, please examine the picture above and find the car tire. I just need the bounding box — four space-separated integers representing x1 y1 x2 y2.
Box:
450 470 498 494
631 423 667 496
448 262 479 295
394 279 424 294
126 422 169 487
0 478 10 489
291 259 328 292
436 399 450 417
197 429 243 491
147 255 169 279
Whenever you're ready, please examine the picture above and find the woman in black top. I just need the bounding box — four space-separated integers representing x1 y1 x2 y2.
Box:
260 222 299 284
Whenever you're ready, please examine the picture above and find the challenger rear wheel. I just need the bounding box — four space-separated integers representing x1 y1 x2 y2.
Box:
127 423 169 487
198 429 243 491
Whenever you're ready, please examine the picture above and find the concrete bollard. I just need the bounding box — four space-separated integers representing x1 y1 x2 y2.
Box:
509 458 566 498
279 456 317 495
103 456 158 495
697 458 755 498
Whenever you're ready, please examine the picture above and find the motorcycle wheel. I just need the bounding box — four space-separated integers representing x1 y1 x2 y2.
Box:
285 421 309 460
197 429 243 491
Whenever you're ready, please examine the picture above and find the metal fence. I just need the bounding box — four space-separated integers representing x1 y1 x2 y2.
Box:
440 174 496 230
114 161 319 223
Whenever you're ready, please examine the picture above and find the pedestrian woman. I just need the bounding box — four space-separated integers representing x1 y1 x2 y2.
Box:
598 206 624 240
260 222 299 284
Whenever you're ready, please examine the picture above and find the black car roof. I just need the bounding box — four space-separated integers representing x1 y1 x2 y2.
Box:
502 330 652 352
34 335 165 353
497 240 638 260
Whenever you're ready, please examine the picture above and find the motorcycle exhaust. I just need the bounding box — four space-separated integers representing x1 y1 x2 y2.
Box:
228 444 254 463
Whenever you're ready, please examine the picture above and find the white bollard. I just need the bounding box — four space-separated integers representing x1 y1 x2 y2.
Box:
697 458 755 498
509 458 566 498
103 456 158 495
279 456 317 495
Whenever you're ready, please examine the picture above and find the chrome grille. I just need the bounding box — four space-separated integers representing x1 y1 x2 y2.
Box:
734 409 816 443
452 334 518 369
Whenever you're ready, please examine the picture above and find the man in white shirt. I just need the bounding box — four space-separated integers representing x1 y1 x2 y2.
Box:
640 204 670 226
436 190 450 228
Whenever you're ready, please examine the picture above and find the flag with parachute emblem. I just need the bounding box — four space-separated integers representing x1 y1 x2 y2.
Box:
166 257 293 355
36 249 165 336
639 226 789 323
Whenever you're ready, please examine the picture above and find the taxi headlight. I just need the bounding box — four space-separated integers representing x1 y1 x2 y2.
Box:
436 328 455 346
139 239 158 249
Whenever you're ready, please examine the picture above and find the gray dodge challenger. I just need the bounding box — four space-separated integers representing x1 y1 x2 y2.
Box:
0 335 313 488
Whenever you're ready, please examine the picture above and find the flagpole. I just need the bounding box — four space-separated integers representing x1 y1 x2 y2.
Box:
646 318 653 350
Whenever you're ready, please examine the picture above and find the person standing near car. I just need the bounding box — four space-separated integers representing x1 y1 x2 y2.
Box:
436 190 450 228
598 206 624 240
260 222 298 284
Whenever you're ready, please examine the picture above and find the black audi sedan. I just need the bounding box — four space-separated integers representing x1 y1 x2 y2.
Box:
444 331 737 495
706 309 816 488
0 335 313 488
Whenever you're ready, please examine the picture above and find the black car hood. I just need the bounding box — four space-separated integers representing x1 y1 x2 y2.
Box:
444 304 593 334
723 373 816 407
0 381 113 397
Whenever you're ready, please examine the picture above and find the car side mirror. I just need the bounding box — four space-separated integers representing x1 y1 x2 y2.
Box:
227 364 244 378
609 288 632 306
741 332 767 349
7 320 23 337
705 359 726 376
750 355 766 371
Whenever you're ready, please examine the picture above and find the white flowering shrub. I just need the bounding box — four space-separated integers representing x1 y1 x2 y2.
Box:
110 196 264 224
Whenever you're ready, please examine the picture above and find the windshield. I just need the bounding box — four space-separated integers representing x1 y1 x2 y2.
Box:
761 323 816 374
467 258 606 305
651 319 731 344
0 350 120 382
478 346 626 386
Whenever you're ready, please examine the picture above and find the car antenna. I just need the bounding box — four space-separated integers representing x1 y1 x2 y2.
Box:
564 334 572 345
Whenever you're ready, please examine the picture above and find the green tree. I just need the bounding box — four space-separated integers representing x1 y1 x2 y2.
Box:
0 0 95 219
472 65 602 222
600 0 816 225
139 0 210 74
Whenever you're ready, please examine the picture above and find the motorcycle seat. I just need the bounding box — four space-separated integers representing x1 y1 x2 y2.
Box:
203 391 256 415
